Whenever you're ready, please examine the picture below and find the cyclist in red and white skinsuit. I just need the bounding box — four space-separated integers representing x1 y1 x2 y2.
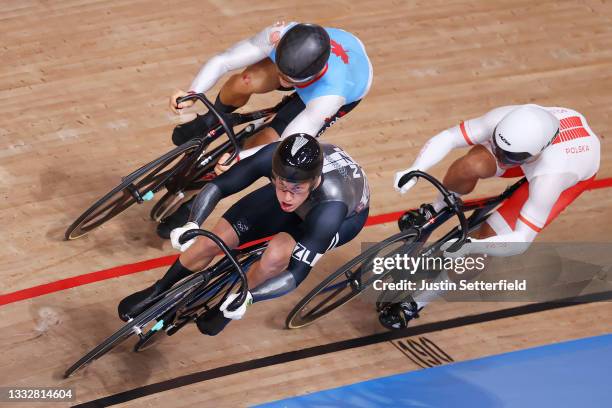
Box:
381 104 601 329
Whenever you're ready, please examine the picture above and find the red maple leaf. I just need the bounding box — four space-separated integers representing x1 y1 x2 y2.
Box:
330 39 349 64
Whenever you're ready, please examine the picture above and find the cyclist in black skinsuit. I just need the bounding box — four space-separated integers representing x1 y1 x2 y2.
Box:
118 134 370 335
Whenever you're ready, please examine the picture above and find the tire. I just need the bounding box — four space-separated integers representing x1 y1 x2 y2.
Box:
286 229 420 329
64 139 200 240
64 273 206 378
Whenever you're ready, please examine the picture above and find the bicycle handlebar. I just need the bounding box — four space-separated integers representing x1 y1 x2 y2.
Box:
398 170 469 252
176 93 238 166
178 229 247 311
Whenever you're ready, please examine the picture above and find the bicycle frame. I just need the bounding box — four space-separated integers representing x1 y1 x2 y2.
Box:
331 174 527 292
141 240 267 337
413 175 527 257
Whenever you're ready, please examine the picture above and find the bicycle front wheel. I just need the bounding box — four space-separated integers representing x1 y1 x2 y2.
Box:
65 140 200 240
286 229 420 329
64 272 206 377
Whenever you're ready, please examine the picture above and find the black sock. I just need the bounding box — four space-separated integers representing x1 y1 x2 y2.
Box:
213 94 238 114
156 259 193 291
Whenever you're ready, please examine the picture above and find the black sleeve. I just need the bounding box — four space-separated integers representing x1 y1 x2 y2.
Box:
212 143 277 196
251 201 348 302
188 143 278 225
288 201 348 283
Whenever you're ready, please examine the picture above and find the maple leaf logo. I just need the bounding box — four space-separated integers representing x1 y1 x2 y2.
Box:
330 39 349 64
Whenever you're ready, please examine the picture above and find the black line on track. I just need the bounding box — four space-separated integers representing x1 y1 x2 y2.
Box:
73 290 612 407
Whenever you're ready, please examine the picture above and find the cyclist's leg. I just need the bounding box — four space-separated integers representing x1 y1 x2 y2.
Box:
482 175 594 239
219 58 281 108
195 183 302 335
118 216 240 321
249 207 370 295
178 218 240 272
400 145 497 229
172 58 281 146
441 144 497 196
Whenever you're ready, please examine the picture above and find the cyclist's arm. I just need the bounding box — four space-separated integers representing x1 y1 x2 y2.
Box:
189 143 276 224
281 95 346 138
236 95 346 160
189 24 284 93
462 173 578 257
408 105 518 171
251 201 349 301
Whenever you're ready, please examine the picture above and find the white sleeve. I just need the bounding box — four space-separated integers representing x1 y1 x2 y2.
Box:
466 173 578 257
237 95 345 160
189 24 284 93
238 145 265 160
281 95 346 138
409 105 518 171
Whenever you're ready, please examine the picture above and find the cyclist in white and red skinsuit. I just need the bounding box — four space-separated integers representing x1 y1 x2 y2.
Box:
382 104 601 329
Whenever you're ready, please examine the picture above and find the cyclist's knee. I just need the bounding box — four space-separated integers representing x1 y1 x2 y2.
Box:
467 145 497 178
260 234 294 273
260 246 290 273
452 147 496 180
182 237 219 264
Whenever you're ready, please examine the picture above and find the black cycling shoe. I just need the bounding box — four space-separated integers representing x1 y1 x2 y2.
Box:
398 203 437 231
378 301 423 330
156 198 194 239
118 281 166 322
196 305 231 336
171 112 218 146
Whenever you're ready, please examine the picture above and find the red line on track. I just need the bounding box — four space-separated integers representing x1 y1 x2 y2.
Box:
1 177 610 307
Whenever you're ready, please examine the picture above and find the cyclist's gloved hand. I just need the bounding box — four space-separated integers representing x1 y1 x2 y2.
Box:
394 167 418 194
170 222 199 252
220 291 253 320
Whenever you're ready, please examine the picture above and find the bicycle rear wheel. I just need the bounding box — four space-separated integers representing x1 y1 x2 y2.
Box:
286 229 419 329
149 171 215 222
65 139 200 240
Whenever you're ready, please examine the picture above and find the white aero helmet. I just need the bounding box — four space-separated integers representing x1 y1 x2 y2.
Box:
492 105 560 166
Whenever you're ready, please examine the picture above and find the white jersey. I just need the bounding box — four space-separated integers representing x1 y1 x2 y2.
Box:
520 106 599 181
405 104 601 257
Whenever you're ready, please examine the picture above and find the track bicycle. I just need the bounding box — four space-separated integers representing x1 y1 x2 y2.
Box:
65 93 297 240
64 229 266 378
286 170 527 328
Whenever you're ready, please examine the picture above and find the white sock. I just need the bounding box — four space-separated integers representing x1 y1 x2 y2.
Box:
431 191 462 213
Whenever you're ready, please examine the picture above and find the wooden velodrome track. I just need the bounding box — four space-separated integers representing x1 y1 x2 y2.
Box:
1 0 611 406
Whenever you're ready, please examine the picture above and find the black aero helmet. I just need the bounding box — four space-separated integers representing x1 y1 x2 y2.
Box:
276 23 331 81
272 134 324 183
